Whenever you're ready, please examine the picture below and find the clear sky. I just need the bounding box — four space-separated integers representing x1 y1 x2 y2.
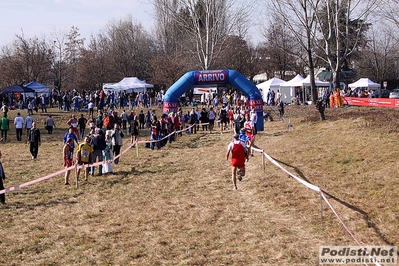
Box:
0 0 265 47
0 0 155 46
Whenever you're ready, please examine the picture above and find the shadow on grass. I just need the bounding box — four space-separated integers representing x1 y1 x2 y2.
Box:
6 196 81 209
105 167 160 187
321 190 397 248
131 169 159 175
272 157 315 184
172 133 211 149
272 156 397 248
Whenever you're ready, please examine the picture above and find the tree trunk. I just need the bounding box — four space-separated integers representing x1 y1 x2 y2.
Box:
333 65 341 90
307 48 317 104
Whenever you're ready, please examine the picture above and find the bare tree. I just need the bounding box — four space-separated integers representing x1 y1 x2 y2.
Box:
151 1 194 83
150 54 188 87
267 0 320 103
64 26 85 90
214 35 252 75
262 20 301 80
356 26 399 84
0 34 53 87
380 0 399 30
105 15 155 80
154 0 189 56
76 16 156 91
77 34 114 91
314 0 378 89
152 0 255 70
51 29 70 91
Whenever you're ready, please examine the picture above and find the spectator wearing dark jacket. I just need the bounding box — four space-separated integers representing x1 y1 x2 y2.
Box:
111 123 124 164
90 129 106 176
27 122 41 160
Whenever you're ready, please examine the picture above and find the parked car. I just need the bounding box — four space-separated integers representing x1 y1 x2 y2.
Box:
389 89 399 99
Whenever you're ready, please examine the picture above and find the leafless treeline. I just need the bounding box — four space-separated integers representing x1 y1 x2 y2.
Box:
1 0 399 93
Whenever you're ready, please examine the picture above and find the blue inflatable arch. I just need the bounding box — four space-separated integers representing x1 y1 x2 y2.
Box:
163 69 264 131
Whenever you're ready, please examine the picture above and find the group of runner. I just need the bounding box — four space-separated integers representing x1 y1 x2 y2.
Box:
225 106 258 190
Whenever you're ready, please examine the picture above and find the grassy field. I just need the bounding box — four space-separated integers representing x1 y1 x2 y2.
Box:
0 105 398 265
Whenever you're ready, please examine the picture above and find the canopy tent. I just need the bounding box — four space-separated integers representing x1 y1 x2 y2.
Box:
301 75 331 104
279 74 304 103
24 81 50 96
280 74 305 87
348 78 381 90
0 85 34 107
1 85 34 94
301 75 330 87
256 77 286 102
257 77 286 90
103 77 154 93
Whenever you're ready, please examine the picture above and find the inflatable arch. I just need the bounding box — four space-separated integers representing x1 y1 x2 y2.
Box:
163 69 264 131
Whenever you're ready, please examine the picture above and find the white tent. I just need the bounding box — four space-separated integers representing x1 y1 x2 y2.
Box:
348 78 380 90
256 77 286 102
103 77 154 93
280 74 304 87
301 75 330 87
279 74 304 103
257 77 286 90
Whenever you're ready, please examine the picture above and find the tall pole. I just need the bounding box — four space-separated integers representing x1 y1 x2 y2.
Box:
53 40 62 91
58 43 62 91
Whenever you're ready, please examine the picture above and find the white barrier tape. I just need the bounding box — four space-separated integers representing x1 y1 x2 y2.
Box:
0 123 201 195
0 165 74 195
251 147 263 153
135 123 198 145
0 126 384 265
260 147 379 266
0 159 110 195
320 192 381 266
261 150 321 192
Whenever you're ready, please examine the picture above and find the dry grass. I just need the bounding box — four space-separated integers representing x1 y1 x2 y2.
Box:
0 105 398 265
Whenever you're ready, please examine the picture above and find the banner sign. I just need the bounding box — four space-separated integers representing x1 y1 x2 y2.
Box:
163 101 179 113
249 99 263 111
194 70 229 85
344 97 399 108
